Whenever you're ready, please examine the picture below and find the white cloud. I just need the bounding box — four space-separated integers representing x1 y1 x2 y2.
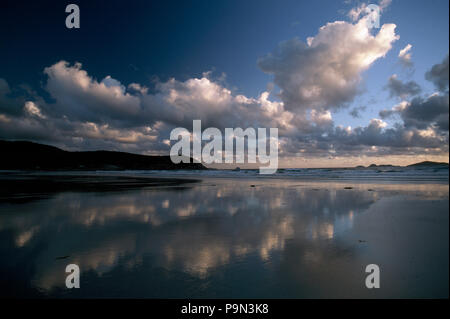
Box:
44 61 142 124
24 101 46 119
398 44 413 68
369 118 388 129
258 15 399 111
311 110 333 127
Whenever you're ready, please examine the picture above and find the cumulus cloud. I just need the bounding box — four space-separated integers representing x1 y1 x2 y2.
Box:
401 94 449 131
282 116 447 160
310 110 333 128
386 74 421 99
140 76 295 132
258 15 399 111
42 61 294 132
333 121 445 150
425 55 449 92
1 61 297 154
43 61 142 126
379 56 449 149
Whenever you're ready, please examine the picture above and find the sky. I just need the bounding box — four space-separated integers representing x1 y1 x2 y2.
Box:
0 0 448 167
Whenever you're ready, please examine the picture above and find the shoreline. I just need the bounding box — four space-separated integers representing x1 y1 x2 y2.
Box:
1 171 448 204
1 168 448 185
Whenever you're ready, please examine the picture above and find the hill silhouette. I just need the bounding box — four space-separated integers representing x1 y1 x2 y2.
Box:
0 140 205 171
406 161 449 168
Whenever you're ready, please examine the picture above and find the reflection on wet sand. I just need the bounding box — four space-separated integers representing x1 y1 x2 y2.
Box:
0 178 448 298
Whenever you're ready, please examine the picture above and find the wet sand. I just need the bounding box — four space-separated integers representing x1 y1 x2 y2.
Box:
0 173 448 298
0 173 200 203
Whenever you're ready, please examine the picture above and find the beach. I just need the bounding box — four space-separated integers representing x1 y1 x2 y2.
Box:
0 170 448 298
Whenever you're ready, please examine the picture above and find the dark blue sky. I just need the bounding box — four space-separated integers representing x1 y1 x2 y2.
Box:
0 0 442 95
1 0 448 101
1 1 337 94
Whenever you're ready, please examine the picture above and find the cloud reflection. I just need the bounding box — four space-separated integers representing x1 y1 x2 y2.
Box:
0 180 447 295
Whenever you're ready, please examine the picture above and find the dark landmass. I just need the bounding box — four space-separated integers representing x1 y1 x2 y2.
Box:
0 140 447 172
0 140 206 171
406 161 449 168
365 161 448 169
